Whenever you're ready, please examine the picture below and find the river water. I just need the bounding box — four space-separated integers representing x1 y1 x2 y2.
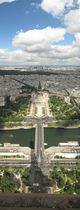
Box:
0 127 80 148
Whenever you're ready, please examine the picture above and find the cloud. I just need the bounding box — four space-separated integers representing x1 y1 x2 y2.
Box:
0 44 80 66
74 33 80 46
78 0 80 5
40 0 74 16
0 0 15 4
0 26 80 66
12 27 65 50
64 9 80 33
30 2 39 9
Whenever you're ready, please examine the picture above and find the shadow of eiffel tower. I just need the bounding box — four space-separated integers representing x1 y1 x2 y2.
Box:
28 140 51 193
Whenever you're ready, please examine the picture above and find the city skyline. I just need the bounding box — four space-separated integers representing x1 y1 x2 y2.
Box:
0 0 80 66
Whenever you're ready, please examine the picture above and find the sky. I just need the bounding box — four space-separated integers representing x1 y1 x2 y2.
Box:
0 0 80 66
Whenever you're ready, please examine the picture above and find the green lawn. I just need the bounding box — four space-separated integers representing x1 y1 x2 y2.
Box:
0 95 31 127
49 95 80 126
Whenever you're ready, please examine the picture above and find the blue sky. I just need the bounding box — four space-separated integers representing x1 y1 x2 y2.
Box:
0 0 80 65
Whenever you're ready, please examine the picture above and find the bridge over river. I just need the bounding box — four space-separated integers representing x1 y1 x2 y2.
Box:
35 123 44 164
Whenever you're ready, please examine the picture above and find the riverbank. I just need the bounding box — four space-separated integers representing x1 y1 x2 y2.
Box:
48 120 80 129
0 123 80 130
0 124 36 130
46 124 80 129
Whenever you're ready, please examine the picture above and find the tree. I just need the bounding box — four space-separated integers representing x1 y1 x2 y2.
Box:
64 181 75 194
21 168 30 183
49 167 65 188
0 170 20 192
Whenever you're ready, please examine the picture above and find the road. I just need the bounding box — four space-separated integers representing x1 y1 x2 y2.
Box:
0 157 79 176
23 116 53 124
0 159 30 164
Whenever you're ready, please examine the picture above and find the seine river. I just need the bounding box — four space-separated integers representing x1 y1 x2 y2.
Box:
0 127 80 148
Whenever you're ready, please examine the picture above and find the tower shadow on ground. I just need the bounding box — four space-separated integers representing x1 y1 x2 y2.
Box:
28 140 52 193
